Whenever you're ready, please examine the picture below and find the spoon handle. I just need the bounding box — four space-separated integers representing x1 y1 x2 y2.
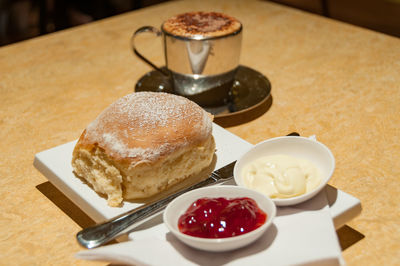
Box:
76 174 219 249
76 132 300 249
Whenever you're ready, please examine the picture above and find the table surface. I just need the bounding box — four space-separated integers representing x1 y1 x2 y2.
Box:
1 0 399 265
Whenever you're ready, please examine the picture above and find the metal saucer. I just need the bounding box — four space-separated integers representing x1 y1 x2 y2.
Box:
135 65 271 124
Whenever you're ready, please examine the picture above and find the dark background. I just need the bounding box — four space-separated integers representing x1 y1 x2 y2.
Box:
1 0 399 47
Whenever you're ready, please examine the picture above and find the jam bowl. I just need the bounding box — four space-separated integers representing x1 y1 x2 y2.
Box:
163 185 276 252
233 136 335 206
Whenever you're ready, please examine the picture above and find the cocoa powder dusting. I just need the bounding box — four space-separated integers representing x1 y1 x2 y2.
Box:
163 11 241 37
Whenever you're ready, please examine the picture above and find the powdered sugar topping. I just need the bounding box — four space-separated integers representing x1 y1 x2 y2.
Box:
84 92 213 162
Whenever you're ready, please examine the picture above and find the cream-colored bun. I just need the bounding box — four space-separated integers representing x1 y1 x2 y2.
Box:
72 92 215 207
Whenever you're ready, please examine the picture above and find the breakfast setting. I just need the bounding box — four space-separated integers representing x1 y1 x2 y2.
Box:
2 0 399 265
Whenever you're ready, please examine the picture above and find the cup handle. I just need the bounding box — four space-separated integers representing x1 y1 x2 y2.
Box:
131 26 169 76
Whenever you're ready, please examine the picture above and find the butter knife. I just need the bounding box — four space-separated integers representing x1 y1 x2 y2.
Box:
77 161 236 249
77 132 300 249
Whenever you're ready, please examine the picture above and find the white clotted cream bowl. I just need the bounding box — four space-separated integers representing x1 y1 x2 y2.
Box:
163 185 276 252
233 136 335 206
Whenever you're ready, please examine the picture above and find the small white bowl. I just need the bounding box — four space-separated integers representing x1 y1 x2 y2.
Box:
163 185 276 252
233 136 335 206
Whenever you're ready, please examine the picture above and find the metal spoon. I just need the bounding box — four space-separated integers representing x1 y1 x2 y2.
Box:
76 132 300 249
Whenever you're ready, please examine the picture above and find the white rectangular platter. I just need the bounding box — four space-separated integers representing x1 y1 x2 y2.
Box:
33 123 361 229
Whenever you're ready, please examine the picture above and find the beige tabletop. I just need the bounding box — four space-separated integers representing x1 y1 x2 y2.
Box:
1 0 399 265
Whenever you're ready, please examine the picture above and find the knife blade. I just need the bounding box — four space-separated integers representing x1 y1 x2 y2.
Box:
76 161 236 249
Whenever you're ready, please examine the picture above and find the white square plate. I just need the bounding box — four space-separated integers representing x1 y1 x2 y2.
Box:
33 123 360 228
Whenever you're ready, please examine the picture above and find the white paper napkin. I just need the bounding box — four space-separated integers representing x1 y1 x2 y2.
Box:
76 190 344 266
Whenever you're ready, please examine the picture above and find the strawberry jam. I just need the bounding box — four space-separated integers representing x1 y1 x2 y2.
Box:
178 197 267 238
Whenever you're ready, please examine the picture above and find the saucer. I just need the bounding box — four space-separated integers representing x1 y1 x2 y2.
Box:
135 65 271 119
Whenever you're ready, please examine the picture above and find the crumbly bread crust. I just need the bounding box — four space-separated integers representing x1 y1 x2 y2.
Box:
72 92 215 207
162 11 241 38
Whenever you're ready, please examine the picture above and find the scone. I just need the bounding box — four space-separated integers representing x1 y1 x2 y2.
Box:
72 92 215 207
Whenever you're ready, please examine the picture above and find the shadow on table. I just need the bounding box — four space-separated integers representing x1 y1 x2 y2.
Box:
214 95 273 128
36 181 95 229
337 225 365 251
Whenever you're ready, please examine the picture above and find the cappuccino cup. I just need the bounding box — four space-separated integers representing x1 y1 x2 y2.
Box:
131 12 242 106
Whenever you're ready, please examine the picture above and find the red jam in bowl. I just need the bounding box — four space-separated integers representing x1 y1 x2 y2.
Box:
178 197 267 238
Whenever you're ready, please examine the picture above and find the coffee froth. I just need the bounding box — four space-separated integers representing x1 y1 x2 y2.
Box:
162 12 241 38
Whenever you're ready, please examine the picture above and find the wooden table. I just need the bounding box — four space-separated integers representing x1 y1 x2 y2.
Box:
1 0 399 264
